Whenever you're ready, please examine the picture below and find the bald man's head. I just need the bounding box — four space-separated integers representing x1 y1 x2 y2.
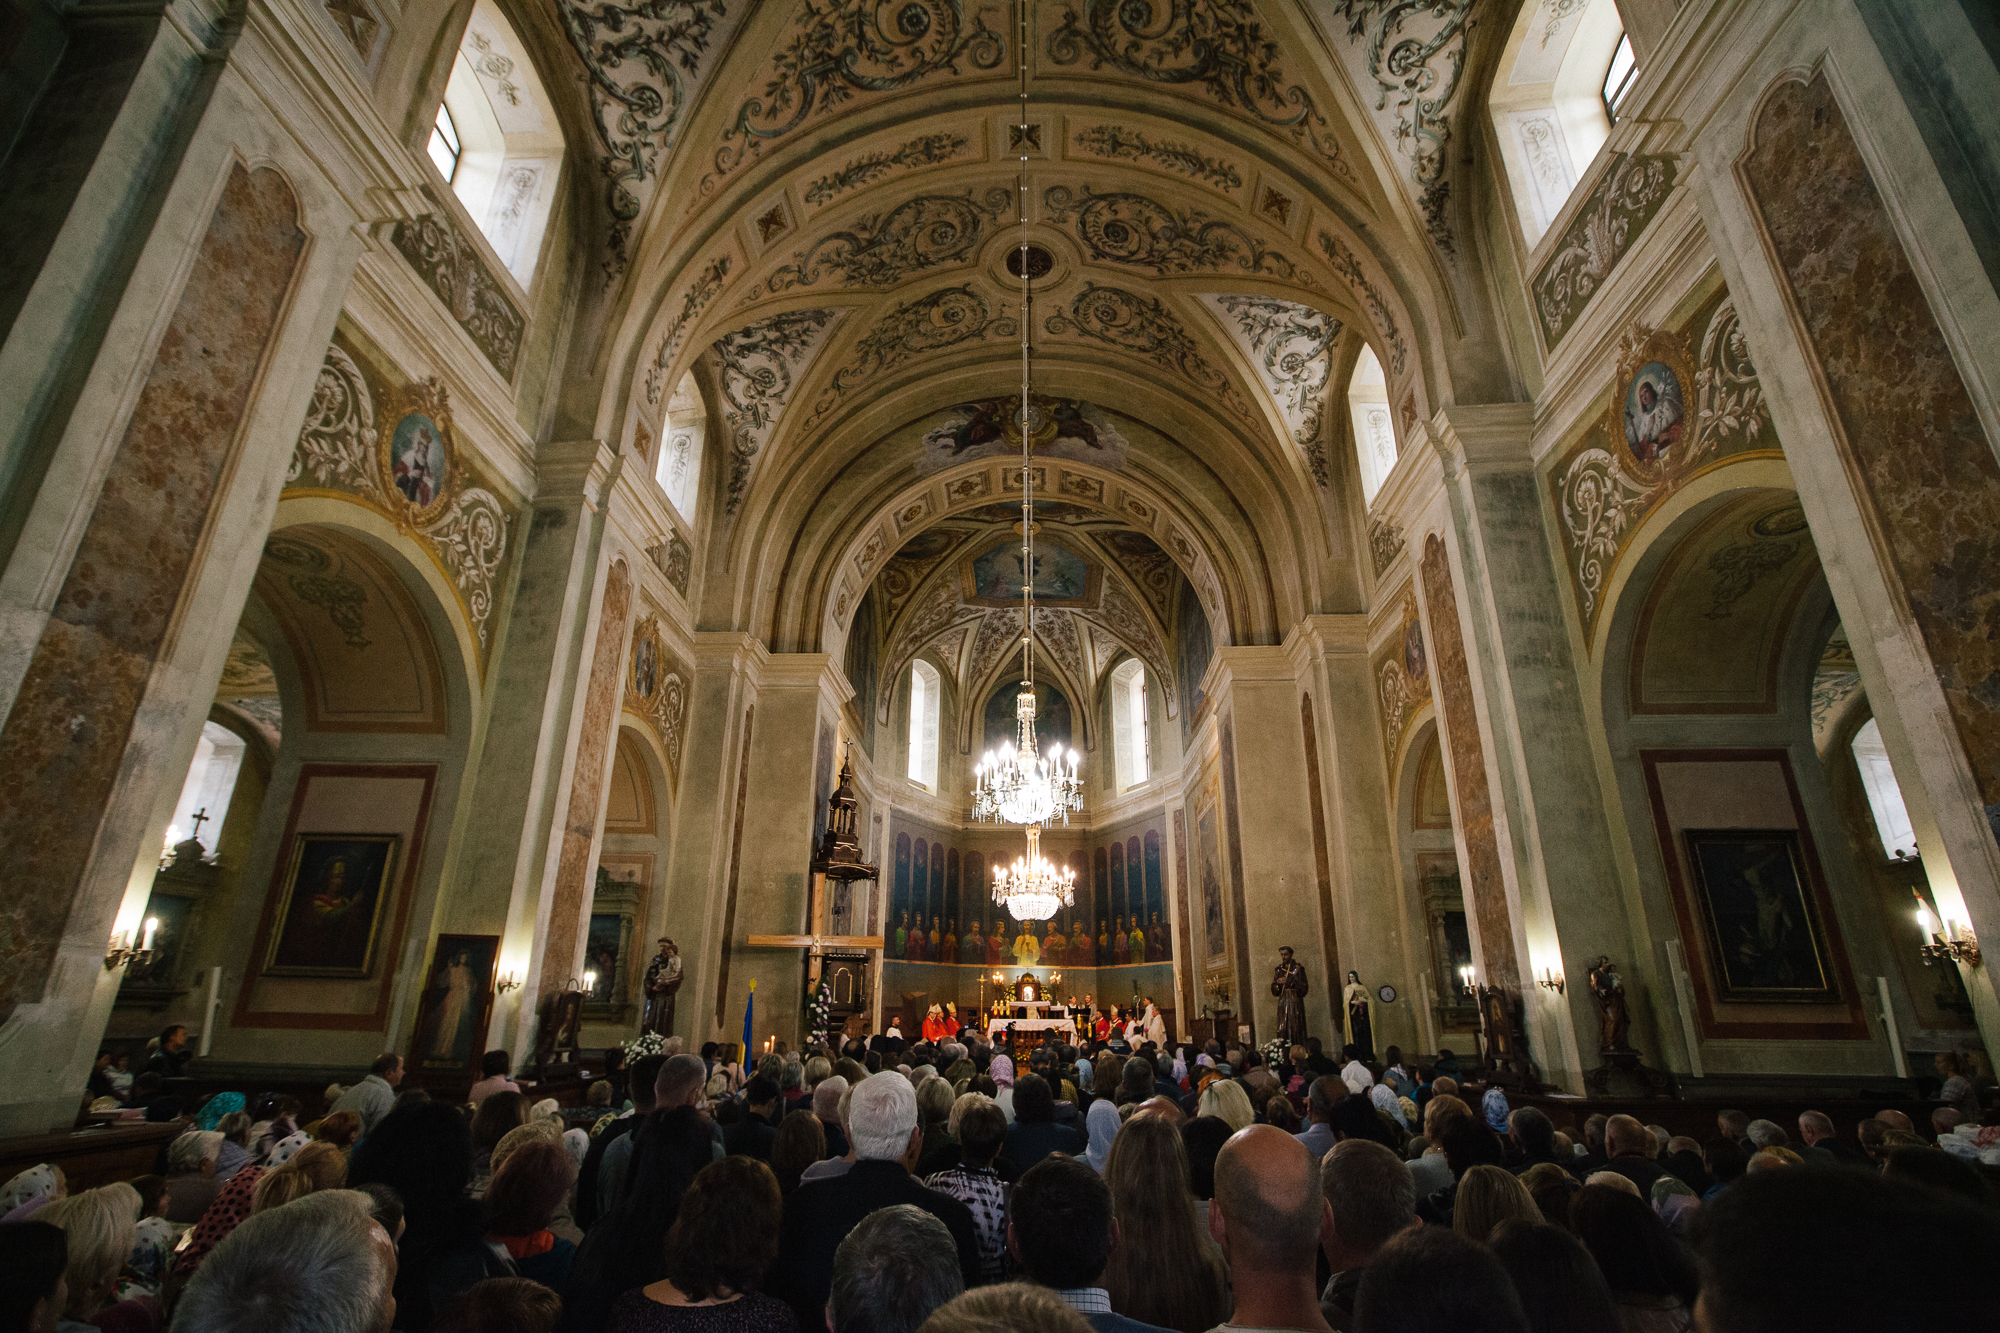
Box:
1135 1095 1185 1126
655 1054 708 1108
1212 1125 1325 1272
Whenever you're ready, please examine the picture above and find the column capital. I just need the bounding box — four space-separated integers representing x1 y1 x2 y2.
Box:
1208 644 1296 693
1283 614 1370 672
692 630 769 679
535 439 621 509
760 651 856 711
1427 404 1537 478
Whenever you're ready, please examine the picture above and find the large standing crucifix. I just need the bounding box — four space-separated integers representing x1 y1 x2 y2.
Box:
746 871 884 984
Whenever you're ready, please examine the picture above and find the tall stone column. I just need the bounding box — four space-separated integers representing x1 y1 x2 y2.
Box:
1422 406 1637 1092
1204 646 1339 1049
441 439 630 1060
1685 17 2000 1048
664 645 849 1051
1286 615 1426 1058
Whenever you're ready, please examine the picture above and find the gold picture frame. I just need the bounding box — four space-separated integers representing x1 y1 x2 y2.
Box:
262 832 400 977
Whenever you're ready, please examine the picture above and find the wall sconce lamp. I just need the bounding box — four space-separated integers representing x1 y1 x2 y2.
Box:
495 971 521 994
104 918 158 972
1457 964 1477 998
582 970 599 995
1914 893 1982 968
1537 966 1566 995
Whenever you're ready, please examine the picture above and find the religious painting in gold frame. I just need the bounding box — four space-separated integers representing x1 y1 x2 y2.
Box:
262 833 400 977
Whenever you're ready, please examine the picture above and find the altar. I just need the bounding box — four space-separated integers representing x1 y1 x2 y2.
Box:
987 1016 1077 1039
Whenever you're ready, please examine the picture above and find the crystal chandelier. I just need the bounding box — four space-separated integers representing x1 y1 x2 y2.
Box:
972 5 1082 837
991 827 1075 924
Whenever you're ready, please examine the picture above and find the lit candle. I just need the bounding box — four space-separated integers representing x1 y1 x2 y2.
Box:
142 918 158 952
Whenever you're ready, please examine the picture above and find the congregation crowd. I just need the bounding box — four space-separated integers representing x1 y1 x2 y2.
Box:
2 1024 1995 1333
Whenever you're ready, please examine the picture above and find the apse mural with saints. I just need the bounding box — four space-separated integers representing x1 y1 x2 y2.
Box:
880 814 1178 1026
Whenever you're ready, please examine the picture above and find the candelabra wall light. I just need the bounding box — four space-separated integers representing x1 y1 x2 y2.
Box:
1914 891 1982 968
1458 964 1478 999
1537 967 1566 995
495 971 521 994
104 918 158 972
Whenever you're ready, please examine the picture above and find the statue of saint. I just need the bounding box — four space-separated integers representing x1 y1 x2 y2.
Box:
1271 946 1309 1044
1343 970 1374 1062
641 937 683 1037
1588 955 1632 1052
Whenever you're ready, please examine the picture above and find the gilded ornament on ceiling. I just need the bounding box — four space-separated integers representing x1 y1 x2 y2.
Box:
1202 294 1342 487
766 189 1013 292
1071 126 1243 192
1044 284 1251 418
1043 185 1303 280
644 255 733 407
804 132 971 207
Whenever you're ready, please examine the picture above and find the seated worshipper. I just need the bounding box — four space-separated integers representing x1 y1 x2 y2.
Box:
1197 1079 1256 1134
1485 1220 1620 1333
800 1079 859 1184
0 1219 71 1333
1746 1146 1803 1174
347 1100 503 1332
170 1189 396 1333
1181 1116 1233 1229
916 1283 1093 1333
330 1055 405 1139
1206 1126 1335 1333
172 1150 275 1283
1506 1107 1567 1175
1319 1140 1418 1332
255 1096 304 1163
165 1131 226 1223
1595 1115 1669 1193
1004 1074 1087 1171
1517 1162 1580 1230
432 1278 561 1333
1351 1228 1530 1333
915 1077 961 1177
469 1051 521 1105
1009 1157 1174 1333
771 1110 827 1195
1451 1164 1541 1245
2 1163 66 1224
603 1157 793 1332
1266 1094 1302 1133
924 1099 1010 1282
769 1073 981 1330
1085 1099 1121 1176
1567 1184 1698 1333
314 1111 363 1153
1695 1165 2000 1332
1415 1122 1507 1227
1339 1047 1373 1096
43 1185 154 1332
1101 1113 1228 1333
1116 1058 1153 1108
577 1054 668 1228
482 1141 578 1295
560 1100 717 1333
470 1093 532 1194
1574 1114 1611 1176
251 1141 349 1214
1883 1145 1997 1204
1701 1138 1747 1200
722 1076 782 1161
828 1205 968 1333
815 1075 853 1160
1935 1050 1982 1122
597 1057 715 1220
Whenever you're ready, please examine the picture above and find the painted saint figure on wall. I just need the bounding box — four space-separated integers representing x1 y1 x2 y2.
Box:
430 951 474 1060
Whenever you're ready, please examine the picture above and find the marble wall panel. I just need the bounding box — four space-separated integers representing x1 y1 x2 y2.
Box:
1220 713 1254 1028
1420 534 1521 989
0 165 303 1023
1742 73 2000 842
539 559 634 996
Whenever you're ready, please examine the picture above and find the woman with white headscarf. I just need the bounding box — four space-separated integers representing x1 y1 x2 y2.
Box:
1084 1098 1121 1174
1370 1083 1409 1131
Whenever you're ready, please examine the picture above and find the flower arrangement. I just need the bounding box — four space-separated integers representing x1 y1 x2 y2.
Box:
1262 1037 1288 1070
806 979 834 1042
622 1030 668 1062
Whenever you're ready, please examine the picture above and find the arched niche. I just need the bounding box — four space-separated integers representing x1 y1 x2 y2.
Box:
586 724 674 1037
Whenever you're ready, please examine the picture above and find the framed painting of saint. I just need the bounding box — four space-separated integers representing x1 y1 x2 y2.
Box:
413 934 499 1073
262 833 399 976
1683 829 1839 1003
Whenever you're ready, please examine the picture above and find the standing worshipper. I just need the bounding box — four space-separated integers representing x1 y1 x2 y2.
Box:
923 1100 1010 1282
1271 948 1309 1046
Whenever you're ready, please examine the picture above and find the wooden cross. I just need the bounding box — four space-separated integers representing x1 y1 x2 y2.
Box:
746 871 883 983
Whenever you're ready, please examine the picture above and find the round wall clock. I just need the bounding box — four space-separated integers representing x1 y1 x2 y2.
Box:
1377 984 1398 1003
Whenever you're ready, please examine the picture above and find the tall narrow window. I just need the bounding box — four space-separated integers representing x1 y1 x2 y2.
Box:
1851 718 1918 860
427 103 462 182
1601 32 1637 121
654 372 705 523
1347 344 1395 507
1110 659 1149 789
907 661 941 790
165 722 248 855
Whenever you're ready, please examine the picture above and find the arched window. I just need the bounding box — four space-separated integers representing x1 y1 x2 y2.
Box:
654 372 706 523
1851 718 1918 860
1109 658 1150 790
426 0 564 283
907 660 941 790
164 721 248 855
1487 0 1629 246
1347 345 1396 506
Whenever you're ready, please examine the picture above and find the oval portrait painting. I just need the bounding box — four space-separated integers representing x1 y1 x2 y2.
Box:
388 411 450 515
1621 361 1685 470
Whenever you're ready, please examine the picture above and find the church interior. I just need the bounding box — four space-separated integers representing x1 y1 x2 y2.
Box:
3 0 1999 1192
